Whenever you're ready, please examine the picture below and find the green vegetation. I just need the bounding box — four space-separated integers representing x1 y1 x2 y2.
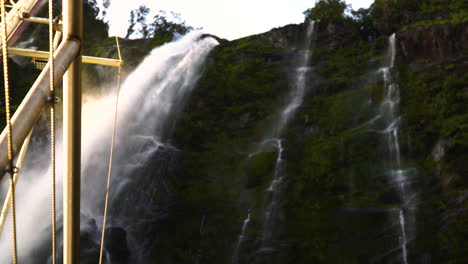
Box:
174 35 286 151
125 5 194 39
149 35 290 263
396 56 467 262
155 0 468 262
407 8 468 27
0 0 466 262
371 0 468 32
304 0 348 24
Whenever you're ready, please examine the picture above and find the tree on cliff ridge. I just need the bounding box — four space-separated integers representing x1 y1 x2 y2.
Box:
125 6 194 39
303 0 349 24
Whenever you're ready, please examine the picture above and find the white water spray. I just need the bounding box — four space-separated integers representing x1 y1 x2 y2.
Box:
231 22 315 262
0 32 218 262
260 139 284 248
378 33 414 264
399 209 408 263
231 210 250 264
259 21 315 249
269 22 315 138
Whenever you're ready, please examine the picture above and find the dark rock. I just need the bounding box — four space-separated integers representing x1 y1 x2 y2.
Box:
397 23 468 63
77 220 130 264
239 112 251 127
200 33 228 44
259 24 305 49
303 123 320 137
432 139 450 162
105 227 130 264
326 23 336 35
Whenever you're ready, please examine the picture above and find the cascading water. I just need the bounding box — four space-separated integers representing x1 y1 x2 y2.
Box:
377 33 416 264
231 21 315 263
231 210 250 264
259 138 284 249
0 31 218 263
259 21 315 252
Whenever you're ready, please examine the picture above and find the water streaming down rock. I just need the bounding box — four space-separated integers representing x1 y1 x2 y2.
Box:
377 33 416 264
0 31 218 263
195 215 206 264
231 210 250 264
268 23 315 139
259 21 315 252
259 138 284 249
230 21 316 263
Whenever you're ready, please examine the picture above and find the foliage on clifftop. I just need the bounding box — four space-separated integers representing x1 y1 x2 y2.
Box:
371 0 468 32
304 0 467 38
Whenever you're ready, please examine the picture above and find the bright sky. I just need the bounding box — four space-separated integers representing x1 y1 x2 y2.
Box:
101 0 375 40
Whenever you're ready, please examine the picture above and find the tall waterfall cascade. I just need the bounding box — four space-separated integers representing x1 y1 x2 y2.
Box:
0 32 218 263
231 21 316 263
260 20 315 250
377 34 416 264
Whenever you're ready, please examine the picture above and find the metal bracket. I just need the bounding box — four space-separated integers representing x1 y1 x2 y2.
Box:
20 12 63 31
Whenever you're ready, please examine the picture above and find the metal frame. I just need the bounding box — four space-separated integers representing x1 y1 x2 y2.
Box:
0 39 80 178
2 0 40 42
8 47 123 67
0 0 121 261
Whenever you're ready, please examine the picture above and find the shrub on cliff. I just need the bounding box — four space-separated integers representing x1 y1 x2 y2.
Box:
303 0 348 24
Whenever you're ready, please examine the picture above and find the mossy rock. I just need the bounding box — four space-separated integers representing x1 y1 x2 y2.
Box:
244 151 277 189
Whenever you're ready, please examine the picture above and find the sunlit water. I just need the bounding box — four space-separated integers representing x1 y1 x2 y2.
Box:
0 31 217 263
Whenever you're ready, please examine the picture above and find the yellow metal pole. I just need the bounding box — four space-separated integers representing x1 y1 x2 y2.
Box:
62 0 82 261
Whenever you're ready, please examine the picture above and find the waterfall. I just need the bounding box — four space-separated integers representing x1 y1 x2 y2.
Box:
259 21 315 250
231 21 315 263
231 210 250 264
377 33 415 264
0 31 218 263
269 22 315 138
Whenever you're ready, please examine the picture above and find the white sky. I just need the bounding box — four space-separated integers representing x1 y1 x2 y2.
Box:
101 0 375 40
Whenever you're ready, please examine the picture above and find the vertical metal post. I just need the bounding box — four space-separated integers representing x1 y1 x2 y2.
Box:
62 0 82 262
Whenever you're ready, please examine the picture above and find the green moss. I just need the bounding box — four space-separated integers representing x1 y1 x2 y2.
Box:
372 0 467 31
406 9 468 28
173 37 286 151
312 40 380 94
395 57 468 259
245 151 277 189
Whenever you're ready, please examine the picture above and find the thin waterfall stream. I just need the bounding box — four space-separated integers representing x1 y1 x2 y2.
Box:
377 33 416 264
0 32 218 263
259 21 315 252
231 21 315 263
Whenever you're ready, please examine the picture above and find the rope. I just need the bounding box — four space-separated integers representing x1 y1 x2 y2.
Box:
1 0 18 261
99 36 123 264
48 0 57 261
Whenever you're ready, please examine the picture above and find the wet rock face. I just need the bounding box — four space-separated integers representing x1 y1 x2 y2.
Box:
398 24 468 62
